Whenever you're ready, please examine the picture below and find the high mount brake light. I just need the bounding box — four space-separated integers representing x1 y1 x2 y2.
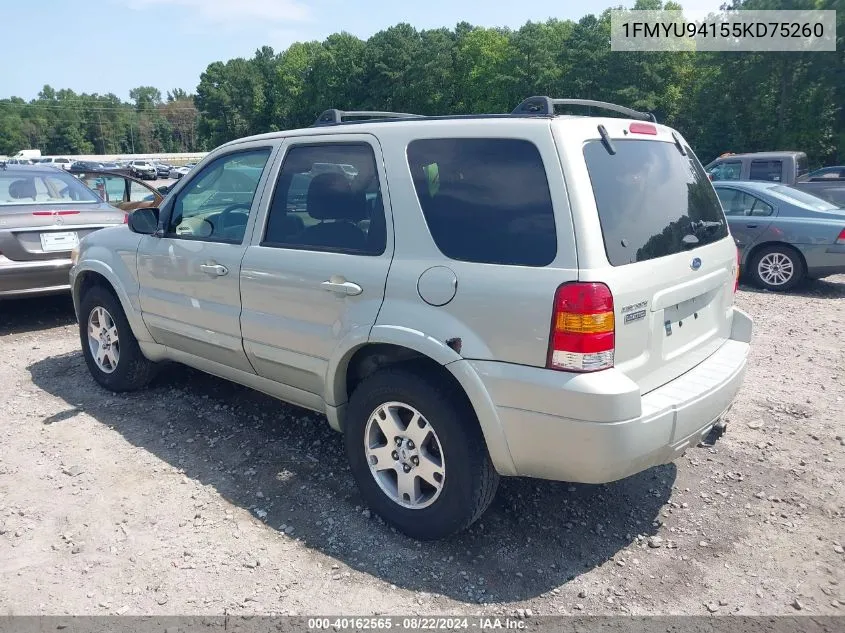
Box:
629 122 657 135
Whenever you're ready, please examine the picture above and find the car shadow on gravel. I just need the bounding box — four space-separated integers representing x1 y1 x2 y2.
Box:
29 351 675 604
0 295 76 336
739 277 845 299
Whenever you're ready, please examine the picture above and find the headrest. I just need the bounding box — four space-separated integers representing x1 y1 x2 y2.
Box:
306 173 366 221
9 179 37 200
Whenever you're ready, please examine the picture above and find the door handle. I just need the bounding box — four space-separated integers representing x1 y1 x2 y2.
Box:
321 280 363 296
745 223 758 229
200 263 228 276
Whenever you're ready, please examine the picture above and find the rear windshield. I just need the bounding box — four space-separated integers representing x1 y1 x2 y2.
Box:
0 171 101 206
770 185 839 212
583 139 728 266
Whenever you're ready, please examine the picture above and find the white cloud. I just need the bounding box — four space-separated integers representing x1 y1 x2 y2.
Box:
129 0 311 24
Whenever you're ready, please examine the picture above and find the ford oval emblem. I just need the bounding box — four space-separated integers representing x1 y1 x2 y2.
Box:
691 257 702 271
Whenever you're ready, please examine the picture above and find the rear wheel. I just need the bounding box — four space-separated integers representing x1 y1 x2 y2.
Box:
344 366 498 540
749 244 804 291
79 285 157 391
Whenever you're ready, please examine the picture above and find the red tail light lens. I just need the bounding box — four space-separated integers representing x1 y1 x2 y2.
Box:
548 282 615 373
629 122 657 135
123 212 129 224
836 228 845 245
734 247 741 292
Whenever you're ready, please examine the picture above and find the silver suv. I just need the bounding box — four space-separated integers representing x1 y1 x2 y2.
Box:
70 98 752 540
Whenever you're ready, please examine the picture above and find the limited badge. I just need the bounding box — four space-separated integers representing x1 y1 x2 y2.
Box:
624 309 647 324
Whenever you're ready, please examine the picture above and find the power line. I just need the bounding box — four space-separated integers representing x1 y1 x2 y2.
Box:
0 102 200 112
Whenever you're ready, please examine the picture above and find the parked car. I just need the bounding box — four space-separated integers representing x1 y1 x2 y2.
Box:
75 171 163 213
0 165 126 299
37 157 73 170
152 162 172 178
70 98 752 540
169 163 195 179
69 161 106 174
805 166 845 180
714 181 845 290
129 160 157 180
705 151 845 206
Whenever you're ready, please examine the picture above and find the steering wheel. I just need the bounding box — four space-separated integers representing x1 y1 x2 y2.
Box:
217 203 251 233
219 203 251 221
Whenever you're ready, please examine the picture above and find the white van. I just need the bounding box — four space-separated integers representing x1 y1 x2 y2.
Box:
37 157 73 170
14 149 42 160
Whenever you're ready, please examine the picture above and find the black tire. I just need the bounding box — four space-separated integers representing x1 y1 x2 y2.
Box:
79 285 157 392
344 366 499 540
748 244 805 292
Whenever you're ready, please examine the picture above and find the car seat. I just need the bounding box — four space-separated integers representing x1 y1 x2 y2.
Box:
8 179 37 201
298 173 368 251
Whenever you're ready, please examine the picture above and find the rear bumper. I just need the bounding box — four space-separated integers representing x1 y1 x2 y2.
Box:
470 308 752 483
0 256 72 298
799 243 845 278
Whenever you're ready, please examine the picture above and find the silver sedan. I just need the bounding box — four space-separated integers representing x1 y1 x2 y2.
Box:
714 181 845 291
0 164 126 299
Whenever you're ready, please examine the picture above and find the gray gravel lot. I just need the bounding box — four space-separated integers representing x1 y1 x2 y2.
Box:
0 279 843 616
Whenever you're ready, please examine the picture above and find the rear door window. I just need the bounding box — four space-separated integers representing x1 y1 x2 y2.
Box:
749 160 783 182
583 139 728 266
717 189 773 217
406 138 556 266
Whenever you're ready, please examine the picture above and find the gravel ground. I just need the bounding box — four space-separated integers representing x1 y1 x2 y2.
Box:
0 279 843 616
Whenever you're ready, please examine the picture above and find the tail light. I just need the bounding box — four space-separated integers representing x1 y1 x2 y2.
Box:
547 282 615 373
836 228 845 245
734 247 740 292
123 212 129 224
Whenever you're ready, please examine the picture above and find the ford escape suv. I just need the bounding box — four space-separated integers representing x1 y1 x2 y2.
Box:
70 97 752 540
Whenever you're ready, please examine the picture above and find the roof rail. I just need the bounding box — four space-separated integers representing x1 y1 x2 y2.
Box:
512 96 657 123
312 109 424 127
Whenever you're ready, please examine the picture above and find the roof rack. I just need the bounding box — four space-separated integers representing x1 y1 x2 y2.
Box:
512 96 657 123
312 109 424 127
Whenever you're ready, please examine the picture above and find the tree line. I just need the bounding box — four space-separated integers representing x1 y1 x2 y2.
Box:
1 0 842 166
0 86 199 156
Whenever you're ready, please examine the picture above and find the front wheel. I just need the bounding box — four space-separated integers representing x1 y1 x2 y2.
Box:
344 366 498 540
79 285 157 391
749 244 805 291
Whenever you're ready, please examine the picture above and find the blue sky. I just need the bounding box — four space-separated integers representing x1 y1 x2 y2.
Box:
2 0 721 101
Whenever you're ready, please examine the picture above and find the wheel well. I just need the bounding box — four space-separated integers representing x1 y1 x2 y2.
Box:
745 241 807 275
345 344 466 405
75 270 116 303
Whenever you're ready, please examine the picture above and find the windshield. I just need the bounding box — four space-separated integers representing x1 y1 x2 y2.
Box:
770 185 840 211
0 171 101 206
584 139 729 266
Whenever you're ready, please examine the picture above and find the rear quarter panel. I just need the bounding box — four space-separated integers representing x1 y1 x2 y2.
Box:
371 119 579 368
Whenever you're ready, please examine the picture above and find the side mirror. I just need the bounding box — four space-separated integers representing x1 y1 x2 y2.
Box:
128 207 160 235
157 185 172 195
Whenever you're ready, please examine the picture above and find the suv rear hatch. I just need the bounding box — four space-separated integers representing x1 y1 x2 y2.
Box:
553 118 738 393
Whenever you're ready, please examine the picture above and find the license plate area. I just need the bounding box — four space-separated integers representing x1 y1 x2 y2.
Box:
662 290 719 359
40 231 79 252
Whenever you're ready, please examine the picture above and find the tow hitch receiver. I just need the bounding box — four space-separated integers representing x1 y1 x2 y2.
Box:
700 419 727 447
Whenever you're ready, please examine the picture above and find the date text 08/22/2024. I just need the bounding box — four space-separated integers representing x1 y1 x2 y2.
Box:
307 617 527 630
